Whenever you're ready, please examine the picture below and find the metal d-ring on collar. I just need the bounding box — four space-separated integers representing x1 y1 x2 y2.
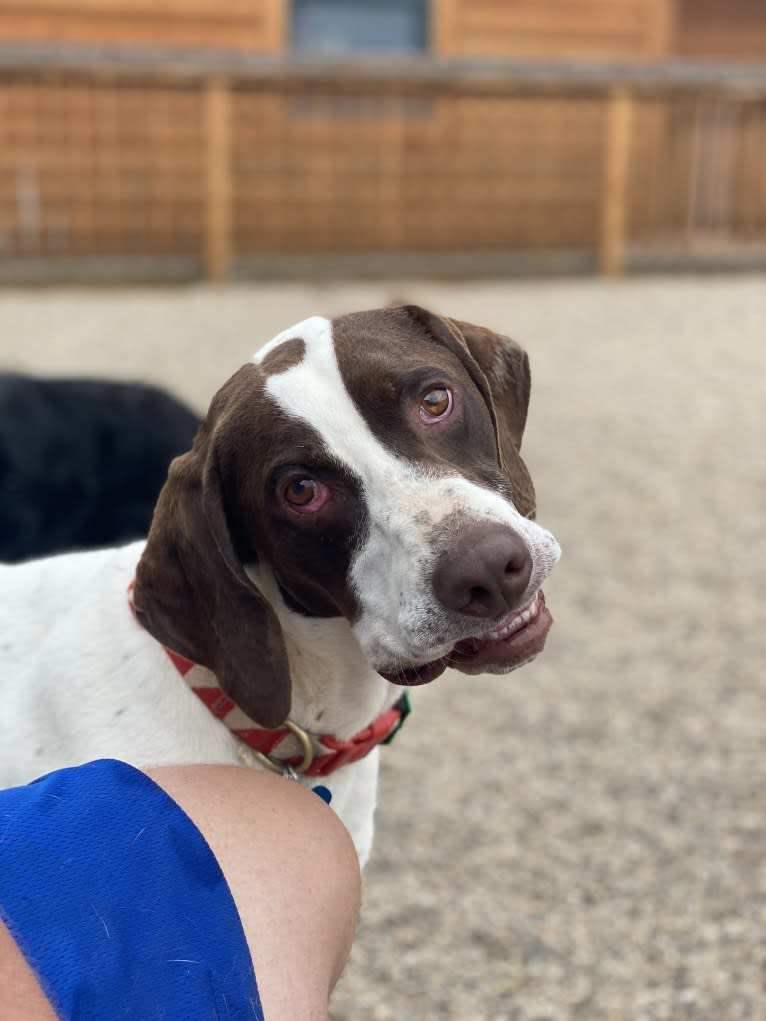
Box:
245 719 315 778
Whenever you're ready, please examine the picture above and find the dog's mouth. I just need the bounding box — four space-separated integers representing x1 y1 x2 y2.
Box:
448 590 552 674
378 590 552 686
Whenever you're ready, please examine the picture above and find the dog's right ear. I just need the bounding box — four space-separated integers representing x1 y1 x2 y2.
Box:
133 385 291 729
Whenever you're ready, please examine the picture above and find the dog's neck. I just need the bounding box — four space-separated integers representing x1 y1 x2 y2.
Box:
244 563 399 741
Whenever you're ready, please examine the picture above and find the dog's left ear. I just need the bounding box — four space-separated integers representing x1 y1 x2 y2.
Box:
402 306 536 516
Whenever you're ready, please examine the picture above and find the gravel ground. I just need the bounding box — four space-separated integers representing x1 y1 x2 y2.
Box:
1 275 764 1020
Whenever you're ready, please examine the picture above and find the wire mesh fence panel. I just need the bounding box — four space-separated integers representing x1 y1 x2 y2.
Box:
0 76 205 261
627 94 766 249
232 87 606 254
1 51 765 278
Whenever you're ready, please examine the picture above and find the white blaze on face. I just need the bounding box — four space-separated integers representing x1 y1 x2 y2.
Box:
253 317 560 668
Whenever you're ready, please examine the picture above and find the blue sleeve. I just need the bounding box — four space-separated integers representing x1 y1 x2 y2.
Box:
0 759 264 1020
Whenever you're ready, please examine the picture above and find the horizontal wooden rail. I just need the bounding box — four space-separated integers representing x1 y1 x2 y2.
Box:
2 43 766 98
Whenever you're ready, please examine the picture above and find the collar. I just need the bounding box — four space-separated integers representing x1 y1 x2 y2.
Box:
128 583 410 778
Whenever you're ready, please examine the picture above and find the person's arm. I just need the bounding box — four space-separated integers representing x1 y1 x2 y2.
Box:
0 922 55 1020
0 765 361 1021
149 766 361 1021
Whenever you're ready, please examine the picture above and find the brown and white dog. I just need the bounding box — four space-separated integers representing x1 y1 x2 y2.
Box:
0 306 560 864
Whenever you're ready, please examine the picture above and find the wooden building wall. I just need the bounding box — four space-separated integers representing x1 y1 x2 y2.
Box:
0 0 283 51
435 0 673 59
0 0 675 58
675 0 766 61
4 1 765 64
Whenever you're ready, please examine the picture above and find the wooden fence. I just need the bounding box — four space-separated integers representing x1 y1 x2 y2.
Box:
1 45 766 282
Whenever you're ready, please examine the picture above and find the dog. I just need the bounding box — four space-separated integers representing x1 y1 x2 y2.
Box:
0 373 199 563
0 306 560 864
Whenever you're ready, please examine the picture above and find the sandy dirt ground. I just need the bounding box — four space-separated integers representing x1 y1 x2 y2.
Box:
1 274 764 1020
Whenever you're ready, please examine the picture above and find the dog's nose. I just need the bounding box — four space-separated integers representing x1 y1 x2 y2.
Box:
433 524 532 618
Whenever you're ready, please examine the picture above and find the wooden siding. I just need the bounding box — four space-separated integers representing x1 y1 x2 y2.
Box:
5 1 763 64
0 0 678 59
0 0 284 51
435 0 673 59
676 0 766 61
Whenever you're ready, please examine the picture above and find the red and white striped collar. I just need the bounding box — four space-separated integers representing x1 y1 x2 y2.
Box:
128 583 409 779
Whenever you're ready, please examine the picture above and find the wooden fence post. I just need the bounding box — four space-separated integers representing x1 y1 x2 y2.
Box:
599 87 633 276
684 95 703 245
204 77 233 282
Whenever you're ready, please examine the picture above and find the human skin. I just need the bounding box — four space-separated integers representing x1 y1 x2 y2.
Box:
0 765 361 1021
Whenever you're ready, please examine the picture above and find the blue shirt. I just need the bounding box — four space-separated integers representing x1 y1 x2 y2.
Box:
0 759 264 1020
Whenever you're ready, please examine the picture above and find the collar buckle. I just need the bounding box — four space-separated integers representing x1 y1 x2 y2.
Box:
238 719 316 776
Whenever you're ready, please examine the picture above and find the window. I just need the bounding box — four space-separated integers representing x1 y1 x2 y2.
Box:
292 0 428 54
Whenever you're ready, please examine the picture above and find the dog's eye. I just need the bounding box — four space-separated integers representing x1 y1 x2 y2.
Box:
419 387 453 422
282 478 330 514
284 479 316 506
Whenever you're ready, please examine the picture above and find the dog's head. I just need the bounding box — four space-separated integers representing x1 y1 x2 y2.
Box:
134 306 560 727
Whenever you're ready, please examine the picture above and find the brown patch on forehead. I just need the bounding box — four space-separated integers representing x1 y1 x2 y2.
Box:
331 307 462 384
330 307 495 460
330 307 535 509
259 336 306 377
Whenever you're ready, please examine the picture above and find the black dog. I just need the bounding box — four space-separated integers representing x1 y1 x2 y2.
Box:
0 374 199 562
